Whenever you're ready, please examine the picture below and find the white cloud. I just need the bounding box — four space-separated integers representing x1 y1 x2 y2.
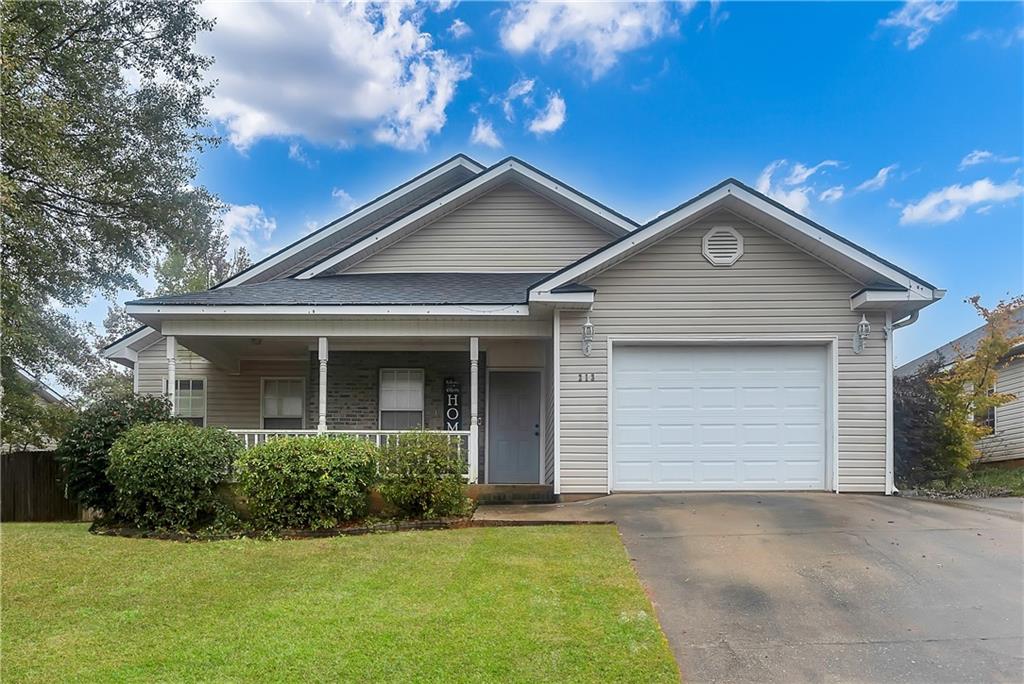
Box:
470 117 502 148
287 142 316 168
331 187 355 211
878 1 956 50
448 18 472 39
496 77 535 122
785 160 841 186
500 2 674 78
221 204 277 256
528 92 567 135
899 177 1024 224
965 25 1024 47
959 149 1021 170
855 164 899 192
819 185 845 203
199 2 470 151
755 160 813 214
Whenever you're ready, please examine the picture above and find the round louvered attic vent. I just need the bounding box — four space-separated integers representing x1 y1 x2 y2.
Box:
702 226 744 266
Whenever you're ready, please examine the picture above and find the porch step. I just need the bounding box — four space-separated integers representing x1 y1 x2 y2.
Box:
469 484 556 505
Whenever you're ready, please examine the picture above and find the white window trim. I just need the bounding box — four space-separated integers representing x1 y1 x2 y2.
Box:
260 376 306 429
378 368 425 430
162 376 208 427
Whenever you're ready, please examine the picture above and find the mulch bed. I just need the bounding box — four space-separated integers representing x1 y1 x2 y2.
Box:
90 517 610 542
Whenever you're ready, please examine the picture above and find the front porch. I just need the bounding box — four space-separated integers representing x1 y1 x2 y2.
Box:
155 335 554 486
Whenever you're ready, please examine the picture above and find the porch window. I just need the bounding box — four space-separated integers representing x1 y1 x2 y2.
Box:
263 378 305 429
170 378 206 427
379 369 424 430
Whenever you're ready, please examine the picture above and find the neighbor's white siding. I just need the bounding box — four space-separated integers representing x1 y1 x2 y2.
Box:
977 357 1024 462
136 340 307 429
557 212 888 494
342 183 614 274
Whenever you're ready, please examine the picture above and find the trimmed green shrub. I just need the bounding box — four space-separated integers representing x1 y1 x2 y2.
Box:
234 435 378 529
377 431 473 519
57 393 172 512
107 422 240 530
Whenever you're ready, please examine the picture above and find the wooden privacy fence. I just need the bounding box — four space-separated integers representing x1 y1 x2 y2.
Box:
1 450 83 522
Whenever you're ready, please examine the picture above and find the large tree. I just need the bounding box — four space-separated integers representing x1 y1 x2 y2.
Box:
1 0 219 399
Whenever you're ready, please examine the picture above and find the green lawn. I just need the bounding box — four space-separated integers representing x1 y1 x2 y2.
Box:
1 523 679 683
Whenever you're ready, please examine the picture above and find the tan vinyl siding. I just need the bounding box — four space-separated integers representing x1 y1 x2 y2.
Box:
557 212 888 494
977 357 1024 462
342 183 614 274
136 340 307 429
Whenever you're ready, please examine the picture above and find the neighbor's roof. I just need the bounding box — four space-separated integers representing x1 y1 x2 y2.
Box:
895 307 1024 377
127 272 546 307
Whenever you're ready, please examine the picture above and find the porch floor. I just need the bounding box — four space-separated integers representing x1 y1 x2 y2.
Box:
469 484 555 505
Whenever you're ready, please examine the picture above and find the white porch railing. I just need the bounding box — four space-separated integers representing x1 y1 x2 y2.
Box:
228 429 476 482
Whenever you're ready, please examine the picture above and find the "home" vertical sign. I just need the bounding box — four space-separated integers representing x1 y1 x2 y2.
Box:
443 377 461 431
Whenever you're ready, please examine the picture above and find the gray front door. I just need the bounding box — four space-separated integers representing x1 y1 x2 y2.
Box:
488 371 541 484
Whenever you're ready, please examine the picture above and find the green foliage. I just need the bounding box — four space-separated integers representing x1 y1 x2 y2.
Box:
1 0 219 391
377 432 473 519
107 422 240 530
56 393 171 511
234 436 378 530
913 466 1024 498
0 359 75 451
926 296 1022 481
894 359 944 486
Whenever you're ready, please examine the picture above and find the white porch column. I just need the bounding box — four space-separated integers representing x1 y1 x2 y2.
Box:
468 337 479 483
317 337 328 433
166 335 177 415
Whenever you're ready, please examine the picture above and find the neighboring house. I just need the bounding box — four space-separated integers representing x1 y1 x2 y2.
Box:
1 365 70 452
103 155 943 496
895 308 1023 465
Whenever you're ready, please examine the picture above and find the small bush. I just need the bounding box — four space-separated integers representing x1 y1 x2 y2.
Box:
57 394 172 511
377 432 473 519
107 422 240 530
234 435 378 529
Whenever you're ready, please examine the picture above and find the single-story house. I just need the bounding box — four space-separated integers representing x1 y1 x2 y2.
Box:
103 154 943 496
895 307 1023 465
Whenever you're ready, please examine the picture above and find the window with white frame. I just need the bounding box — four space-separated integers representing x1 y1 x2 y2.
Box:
263 378 305 429
379 369 424 430
166 378 205 426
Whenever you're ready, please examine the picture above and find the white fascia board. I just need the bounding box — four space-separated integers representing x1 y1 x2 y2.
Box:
217 156 484 288
532 182 939 298
850 288 944 310
295 160 636 279
125 303 531 317
100 326 161 366
529 291 595 305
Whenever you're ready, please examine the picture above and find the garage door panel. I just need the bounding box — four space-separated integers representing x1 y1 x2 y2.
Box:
612 345 828 491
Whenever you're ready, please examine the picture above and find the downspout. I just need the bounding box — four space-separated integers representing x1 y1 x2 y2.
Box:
883 308 918 496
889 310 919 332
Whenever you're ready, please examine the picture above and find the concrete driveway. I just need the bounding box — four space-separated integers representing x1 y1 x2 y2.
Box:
479 493 1024 683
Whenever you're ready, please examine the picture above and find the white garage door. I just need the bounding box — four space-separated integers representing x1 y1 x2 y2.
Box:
612 345 828 491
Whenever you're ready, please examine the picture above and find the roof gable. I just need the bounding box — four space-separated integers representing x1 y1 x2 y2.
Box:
217 154 484 288
530 179 942 311
294 158 636 279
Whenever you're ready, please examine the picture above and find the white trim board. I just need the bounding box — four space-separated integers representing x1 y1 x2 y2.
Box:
604 336 840 494
217 155 484 288
295 159 636 279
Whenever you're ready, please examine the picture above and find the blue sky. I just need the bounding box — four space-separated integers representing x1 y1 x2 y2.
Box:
85 1 1023 366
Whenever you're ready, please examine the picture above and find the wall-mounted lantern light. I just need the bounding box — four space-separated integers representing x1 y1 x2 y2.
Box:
582 313 594 357
852 314 871 354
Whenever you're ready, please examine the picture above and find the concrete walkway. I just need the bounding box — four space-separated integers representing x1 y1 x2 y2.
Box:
477 493 1024 683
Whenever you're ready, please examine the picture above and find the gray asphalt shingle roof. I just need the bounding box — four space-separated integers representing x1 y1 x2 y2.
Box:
895 307 1024 377
128 272 546 307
